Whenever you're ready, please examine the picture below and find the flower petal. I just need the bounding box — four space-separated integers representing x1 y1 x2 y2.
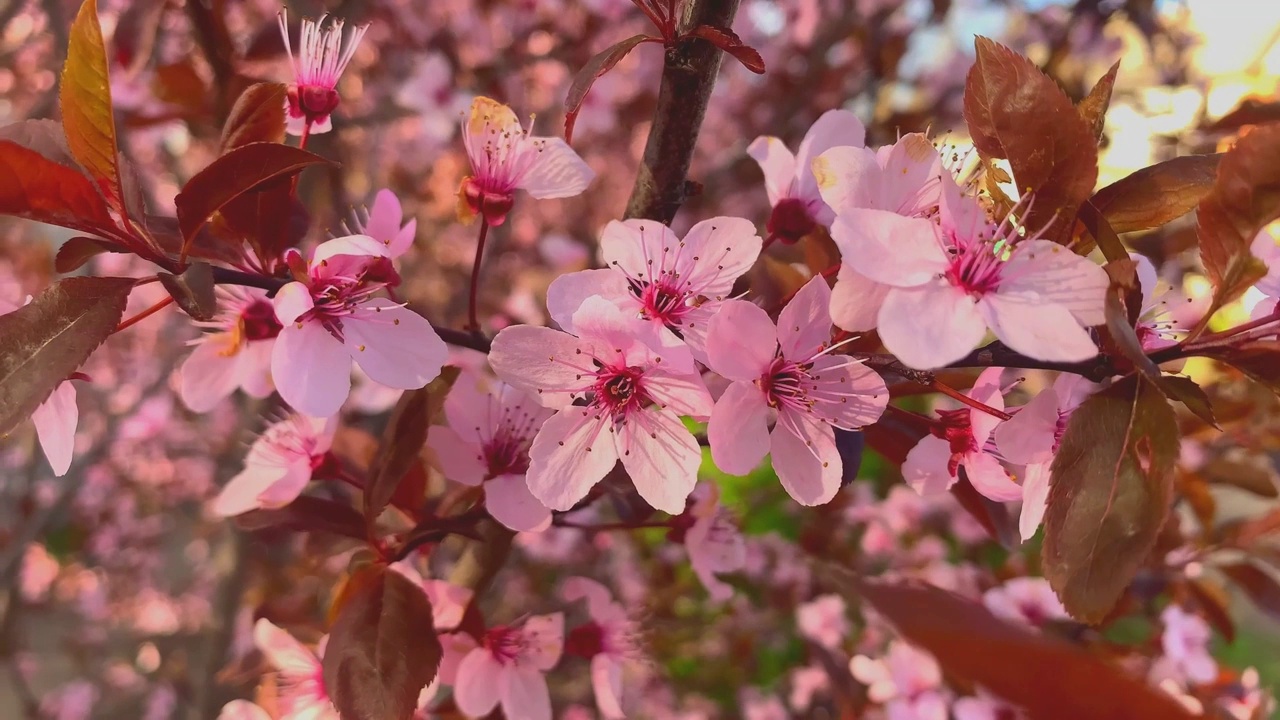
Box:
343 301 446 390
995 388 1060 465
1019 461 1051 541
253 619 319 677
521 612 565 670
212 464 288 516
179 339 244 413
747 135 797 206
489 325 592 408
902 435 957 495
778 276 833 360
806 354 889 429
964 451 1021 502
830 210 946 287
830 264 891 332
364 190 403 246
499 666 552 720
980 292 1098 363
31 382 77 477
526 410 618 510
771 410 841 505
795 109 867 209
521 137 594 199
453 649 503 718
271 322 352 417
427 425 487 486
705 299 776 382
618 409 701 514
272 282 314 325
217 701 271 720
676 216 762 299
879 282 986 370
708 381 770 475
591 654 627 720
545 269 629 333
642 366 713 419
485 473 552 532
877 133 943 215
813 145 882 213
1001 240 1109 327
600 219 675 280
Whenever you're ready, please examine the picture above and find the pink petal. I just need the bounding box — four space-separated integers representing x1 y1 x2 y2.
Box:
560 577 616 621
212 464 288 516
32 382 77 477
591 654 627 720
500 666 552 720
343 301 447 389
1132 252 1159 310
485 473 552 532
676 216 763 299
489 326 592 409
979 292 1098 363
253 619 319 677
1019 461 1051 541
217 701 271 720
545 269 629 332
879 282 986 370
438 632 479 684
179 339 247 413
794 109 867 211
805 354 888 429
830 264 890 332
995 388 1059 465
704 299 776 382
453 649 503 718
427 426 487 486
813 145 882 214
746 135 797 206
1001 240 1109 327
600 219 676 281
520 137 594 199
771 410 841 505
388 217 416 258
967 367 1007 447
708 381 770 476
363 190 403 246
618 409 701 514
520 612 565 670
239 340 276 398
311 234 389 265
1251 230 1280 297
829 210 946 287
441 371 491 442
272 282 314 325
255 458 314 509
778 276 833 360
902 435 957 495
642 367 713 419
271 320 352 417
964 451 1021 502
526 410 618 510
877 133 943 215
940 170 988 241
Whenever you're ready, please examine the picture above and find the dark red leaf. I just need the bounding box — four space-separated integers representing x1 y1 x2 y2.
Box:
951 473 1020 548
60 0 128 218
111 0 166 74
0 276 135 437
1219 561 1280 624
54 236 127 273
323 564 443 720
0 140 118 235
564 34 656 143
1090 155 1222 236
158 262 216 321
1199 340 1280 397
215 175 308 264
848 578 1200 720
1186 578 1236 643
366 367 460 523
1043 375 1179 623
221 82 288 153
1220 507 1280 547
146 214 245 266
963 37 1098 246
686 25 766 74
151 60 209 113
235 495 367 541
1205 98 1280 132
1077 60 1120 141
174 142 330 258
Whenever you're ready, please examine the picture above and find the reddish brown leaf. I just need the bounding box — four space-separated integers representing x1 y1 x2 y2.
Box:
564 34 656 143
1186 578 1236 643
1205 98 1280 132
1043 375 1179 623
1219 561 1280 624
216 176 308 263
686 25 766 74
54 236 126 273
60 0 127 218
146 214 245 266
323 564 442 720
963 37 1098 246
1078 60 1120 141
1200 340 1280 396
848 578 1200 720
0 140 117 234
221 82 288 153
235 496 367 541
1220 507 1280 547
158 262 216 321
366 367 460 523
151 60 209 113
174 142 330 257
111 0 166 74
0 276 135 437
1090 155 1221 235
951 473 1019 548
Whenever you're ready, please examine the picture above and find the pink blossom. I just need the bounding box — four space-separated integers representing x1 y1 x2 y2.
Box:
1130 253 1187 352
489 297 712 514
20 543 59 602
850 641 950 720
40 681 99 720
789 665 830 712
253 618 337 720
561 577 646 719
684 483 746 601
953 689 1025 720
278 11 368 136
1152 605 1218 685
217 701 270 720
1220 667 1274 720
705 278 888 504
427 371 553 532
179 287 279 413
831 172 1108 369
741 690 789 720
212 414 336 516
547 217 762 365
747 109 866 243
395 52 472 145
982 577 1067 627
389 562 475 632
454 613 564 720
271 235 447 417
902 367 1021 502
459 96 594 226
1251 228 1280 299
814 133 944 332
796 594 850 650
344 189 417 258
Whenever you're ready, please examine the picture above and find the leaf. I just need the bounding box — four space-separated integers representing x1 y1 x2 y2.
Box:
158 262 216 321
234 496 367 541
564 34 655 143
963 37 1098 246
1042 375 1179 623
216 176 308 264
54 236 127 273
174 142 330 257
1077 60 1120 141
146 214 245 266
1220 507 1280 547
221 82 288 153
366 367 460 523
1158 375 1218 427
322 564 443 720
847 578 1200 720
0 140 118 234
1196 124 1280 327
1186 578 1236 643
686 25 767 74
834 428 864 488
1205 98 1280 132
151 60 209 113
1200 452 1278 497
953 472 1020 549
1219 561 1280 624
60 0 127 217
1200 340 1280 395
1090 155 1222 235
0 276 135 437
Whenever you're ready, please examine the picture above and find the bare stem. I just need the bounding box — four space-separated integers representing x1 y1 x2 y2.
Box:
467 221 491 333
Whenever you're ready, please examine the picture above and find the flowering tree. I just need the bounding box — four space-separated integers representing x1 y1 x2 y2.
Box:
2 0 1280 718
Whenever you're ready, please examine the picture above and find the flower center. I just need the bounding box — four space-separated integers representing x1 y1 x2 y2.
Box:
944 233 1006 297
767 197 817 244
241 299 283 341
760 356 811 412
631 277 695 329
483 625 526 665
484 433 531 477
292 85 340 118
931 408 977 476
592 365 647 416
462 176 515 226
302 258 399 342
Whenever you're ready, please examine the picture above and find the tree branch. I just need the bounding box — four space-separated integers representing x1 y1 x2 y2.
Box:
623 0 743 223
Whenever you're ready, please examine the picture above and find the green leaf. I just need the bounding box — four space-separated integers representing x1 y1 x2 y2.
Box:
0 276 135 437
1043 375 1179 623
60 0 127 218
366 367 460 523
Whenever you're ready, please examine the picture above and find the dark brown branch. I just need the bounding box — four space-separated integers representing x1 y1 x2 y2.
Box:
623 0 743 223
